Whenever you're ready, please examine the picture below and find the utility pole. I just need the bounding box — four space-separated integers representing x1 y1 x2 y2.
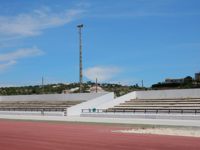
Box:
77 24 83 93
142 80 144 88
42 76 44 94
95 78 98 93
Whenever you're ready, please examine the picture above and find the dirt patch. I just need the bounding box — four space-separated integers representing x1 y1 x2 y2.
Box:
113 127 200 137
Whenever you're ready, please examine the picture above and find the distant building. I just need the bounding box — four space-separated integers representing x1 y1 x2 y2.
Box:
165 78 184 84
89 85 105 93
62 87 79 94
195 72 200 81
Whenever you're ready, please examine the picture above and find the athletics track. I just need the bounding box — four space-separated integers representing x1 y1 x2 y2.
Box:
0 119 200 150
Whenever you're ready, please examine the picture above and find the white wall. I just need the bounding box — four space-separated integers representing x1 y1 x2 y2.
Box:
67 92 114 116
136 89 200 99
0 111 64 116
0 93 106 102
97 91 136 109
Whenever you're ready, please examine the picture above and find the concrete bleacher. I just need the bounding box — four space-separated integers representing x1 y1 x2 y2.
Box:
93 89 200 115
0 93 111 116
106 98 200 114
0 100 84 111
80 89 200 120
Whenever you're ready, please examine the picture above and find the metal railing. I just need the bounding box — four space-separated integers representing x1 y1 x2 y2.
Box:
82 108 200 115
0 108 66 111
0 108 67 116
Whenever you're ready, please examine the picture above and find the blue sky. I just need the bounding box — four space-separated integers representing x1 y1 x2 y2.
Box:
0 0 200 87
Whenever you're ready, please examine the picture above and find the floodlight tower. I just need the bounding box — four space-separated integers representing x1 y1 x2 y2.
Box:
77 24 83 93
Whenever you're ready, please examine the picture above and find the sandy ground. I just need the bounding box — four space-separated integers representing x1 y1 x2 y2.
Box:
113 127 200 137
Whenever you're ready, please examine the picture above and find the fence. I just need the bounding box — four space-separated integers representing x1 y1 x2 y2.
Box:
82 108 200 115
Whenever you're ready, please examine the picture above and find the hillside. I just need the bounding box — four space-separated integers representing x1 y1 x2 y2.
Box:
0 82 145 97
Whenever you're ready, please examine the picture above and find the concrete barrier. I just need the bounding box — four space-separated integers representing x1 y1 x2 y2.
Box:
81 113 200 120
67 93 114 116
0 111 64 116
136 89 200 99
97 92 136 109
0 93 106 102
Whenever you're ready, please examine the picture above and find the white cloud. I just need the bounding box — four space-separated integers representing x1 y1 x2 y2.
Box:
0 7 84 39
0 6 85 73
0 47 43 62
0 47 44 71
0 60 16 71
84 66 121 82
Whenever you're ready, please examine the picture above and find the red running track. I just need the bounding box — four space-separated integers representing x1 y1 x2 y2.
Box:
0 119 200 150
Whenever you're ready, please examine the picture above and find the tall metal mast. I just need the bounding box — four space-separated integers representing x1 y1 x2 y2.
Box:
77 24 83 93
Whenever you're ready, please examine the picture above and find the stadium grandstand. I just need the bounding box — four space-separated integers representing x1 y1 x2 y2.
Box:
80 89 200 120
105 98 200 114
0 93 110 116
0 89 200 119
